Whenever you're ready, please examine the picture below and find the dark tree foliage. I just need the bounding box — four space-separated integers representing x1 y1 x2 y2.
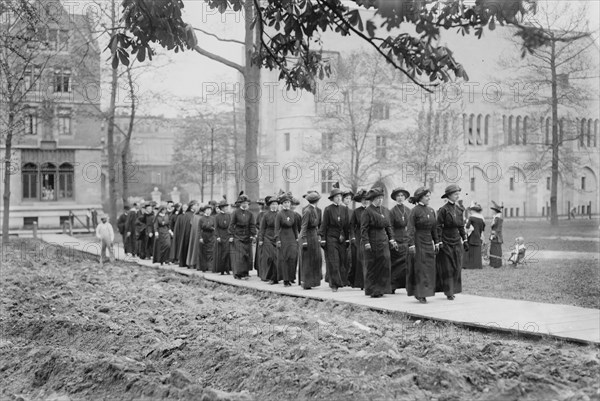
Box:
110 0 539 91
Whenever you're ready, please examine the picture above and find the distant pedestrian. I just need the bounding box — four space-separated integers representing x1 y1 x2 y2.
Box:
117 206 129 245
463 202 486 269
96 213 115 265
489 201 504 268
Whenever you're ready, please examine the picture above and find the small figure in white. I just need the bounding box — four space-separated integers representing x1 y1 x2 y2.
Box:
96 213 116 265
508 236 526 265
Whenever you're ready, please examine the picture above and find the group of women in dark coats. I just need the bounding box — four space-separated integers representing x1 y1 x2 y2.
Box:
125 184 503 304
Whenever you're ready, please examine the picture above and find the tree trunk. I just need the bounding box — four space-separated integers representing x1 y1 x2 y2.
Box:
244 0 260 210
122 67 136 205
106 0 119 226
2 110 14 241
550 39 559 226
232 101 240 195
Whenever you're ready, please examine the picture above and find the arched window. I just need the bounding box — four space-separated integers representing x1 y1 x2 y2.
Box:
476 114 482 145
515 116 522 145
469 114 475 145
41 162 57 201
22 163 38 200
508 115 513 145
484 115 490 145
58 163 74 199
522 116 528 145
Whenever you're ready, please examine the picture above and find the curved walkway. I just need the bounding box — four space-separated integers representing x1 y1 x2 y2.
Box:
37 234 600 345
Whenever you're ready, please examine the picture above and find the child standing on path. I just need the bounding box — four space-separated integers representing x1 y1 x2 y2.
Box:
96 213 116 265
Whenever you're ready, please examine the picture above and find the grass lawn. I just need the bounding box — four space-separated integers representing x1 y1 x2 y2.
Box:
463 259 600 309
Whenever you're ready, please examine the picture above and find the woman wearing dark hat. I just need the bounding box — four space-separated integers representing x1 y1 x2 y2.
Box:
342 189 354 284
254 197 267 276
436 184 468 300
275 194 298 287
213 197 232 275
320 188 351 292
175 201 198 268
489 201 504 268
298 191 323 289
228 192 258 280
360 187 397 298
168 203 183 263
198 204 216 272
152 206 172 265
259 196 280 283
464 202 486 269
389 187 411 293
187 203 203 269
348 189 369 289
406 187 440 303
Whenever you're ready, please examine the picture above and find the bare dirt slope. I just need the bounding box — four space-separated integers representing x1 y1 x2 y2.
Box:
1 239 599 401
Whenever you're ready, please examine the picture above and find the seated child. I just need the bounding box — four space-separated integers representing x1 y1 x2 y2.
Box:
508 236 526 265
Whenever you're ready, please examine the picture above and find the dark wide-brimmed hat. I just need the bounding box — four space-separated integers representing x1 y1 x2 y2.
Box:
198 203 212 212
391 187 410 201
491 200 504 213
304 191 321 203
236 191 251 204
441 184 461 199
291 197 301 205
342 190 354 199
408 187 430 204
365 187 384 201
469 202 483 212
217 196 229 208
266 195 279 205
353 189 368 202
188 200 199 208
302 189 319 198
328 188 344 200
278 193 292 203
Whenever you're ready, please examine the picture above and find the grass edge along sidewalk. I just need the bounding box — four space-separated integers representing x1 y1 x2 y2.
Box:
36 233 600 346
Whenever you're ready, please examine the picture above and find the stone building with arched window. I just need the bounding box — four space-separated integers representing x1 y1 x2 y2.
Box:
0 1 103 229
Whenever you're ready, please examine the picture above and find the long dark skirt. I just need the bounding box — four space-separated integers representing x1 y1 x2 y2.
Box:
254 241 261 274
324 239 349 289
390 243 408 290
213 240 231 273
169 230 178 262
231 239 252 277
348 240 364 289
198 234 214 272
260 241 278 281
363 241 392 296
300 230 322 289
435 243 462 296
153 230 171 264
489 243 503 268
406 235 436 298
464 245 482 269
278 241 298 282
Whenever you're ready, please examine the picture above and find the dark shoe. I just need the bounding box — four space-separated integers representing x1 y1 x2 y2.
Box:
220 272 225 275
268 280 278 285
447 295 455 300
371 294 383 298
291 280 296 284
391 289 396 294
241 276 250 280
417 297 427 303
284 281 291 287
225 271 231 275
331 287 338 292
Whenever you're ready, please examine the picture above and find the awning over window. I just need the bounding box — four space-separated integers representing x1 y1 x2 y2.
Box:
21 149 75 165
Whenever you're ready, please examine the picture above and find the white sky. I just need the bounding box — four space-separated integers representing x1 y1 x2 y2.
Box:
76 0 600 117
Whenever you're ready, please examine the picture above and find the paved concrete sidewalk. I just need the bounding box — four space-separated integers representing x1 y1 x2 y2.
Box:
38 234 600 345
